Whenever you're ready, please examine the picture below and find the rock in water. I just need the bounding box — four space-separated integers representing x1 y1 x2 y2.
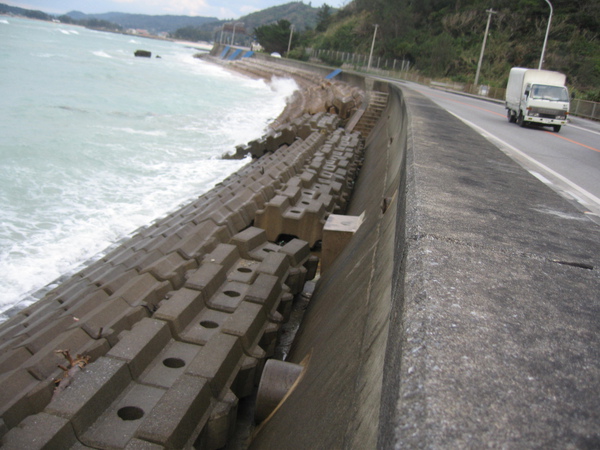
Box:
134 50 152 58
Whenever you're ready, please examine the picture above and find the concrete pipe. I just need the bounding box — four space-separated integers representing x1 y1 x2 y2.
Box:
255 359 304 423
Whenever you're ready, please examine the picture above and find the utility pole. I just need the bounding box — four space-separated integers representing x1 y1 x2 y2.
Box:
539 0 553 69
474 9 496 87
367 24 379 71
287 24 295 55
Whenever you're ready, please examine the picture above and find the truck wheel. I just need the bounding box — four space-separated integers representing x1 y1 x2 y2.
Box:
507 110 516 123
553 125 561 132
517 113 526 127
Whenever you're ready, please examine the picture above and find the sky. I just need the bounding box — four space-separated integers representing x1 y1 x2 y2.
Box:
4 0 348 20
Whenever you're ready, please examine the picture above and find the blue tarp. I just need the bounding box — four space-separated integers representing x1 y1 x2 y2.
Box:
325 69 342 79
242 51 254 58
219 46 230 59
228 49 243 60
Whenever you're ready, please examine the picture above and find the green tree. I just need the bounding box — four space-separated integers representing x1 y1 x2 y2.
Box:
316 4 332 32
254 20 295 54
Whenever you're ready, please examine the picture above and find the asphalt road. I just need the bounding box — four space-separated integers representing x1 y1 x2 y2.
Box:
400 81 600 222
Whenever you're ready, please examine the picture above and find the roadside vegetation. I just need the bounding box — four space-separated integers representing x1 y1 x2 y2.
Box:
257 0 600 101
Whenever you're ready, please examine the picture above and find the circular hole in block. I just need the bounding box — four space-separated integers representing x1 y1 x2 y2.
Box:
163 357 185 369
237 267 252 273
117 406 144 421
263 248 274 253
301 201 309 205
223 290 240 297
200 320 219 329
291 210 301 214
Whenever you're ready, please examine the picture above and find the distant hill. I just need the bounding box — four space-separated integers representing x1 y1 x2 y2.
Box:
0 3 53 20
172 2 323 44
64 11 218 34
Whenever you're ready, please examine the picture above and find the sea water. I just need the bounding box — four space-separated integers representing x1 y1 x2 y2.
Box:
0 16 298 321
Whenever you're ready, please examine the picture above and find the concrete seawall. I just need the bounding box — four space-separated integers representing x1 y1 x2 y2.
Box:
1 52 599 448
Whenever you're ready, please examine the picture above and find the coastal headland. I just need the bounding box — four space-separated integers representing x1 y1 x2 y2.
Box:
1 46 599 448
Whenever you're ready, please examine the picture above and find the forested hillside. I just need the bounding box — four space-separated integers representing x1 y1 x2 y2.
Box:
298 0 599 99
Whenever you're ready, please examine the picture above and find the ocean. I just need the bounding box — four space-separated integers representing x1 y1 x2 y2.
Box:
0 16 298 321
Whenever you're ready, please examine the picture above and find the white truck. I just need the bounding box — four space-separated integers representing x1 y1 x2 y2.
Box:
505 67 570 132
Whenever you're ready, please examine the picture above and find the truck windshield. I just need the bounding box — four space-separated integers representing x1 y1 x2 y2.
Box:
530 84 569 102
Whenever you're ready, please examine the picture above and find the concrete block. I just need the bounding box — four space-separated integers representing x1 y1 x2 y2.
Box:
196 390 238 450
0 412 77 450
0 346 32 375
256 252 289 282
0 369 40 429
221 301 266 353
153 288 205 337
186 332 244 399
46 357 132 435
138 340 202 389
179 308 230 346
321 213 364 273
140 252 197 290
206 281 250 313
124 438 165 449
21 327 98 381
245 273 283 315
111 273 172 309
227 259 259 284
175 221 231 261
203 243 240 269
231 355 261 399
81 382 165 449
94 268 139 296
14 314 77 354
136 374 212 449
185 262 227 299
60 289 110 320
279 238 311 267
106 318 172 379
229 227 268 259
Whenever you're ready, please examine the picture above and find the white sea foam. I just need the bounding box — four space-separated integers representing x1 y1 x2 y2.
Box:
0 18 9 25
93 50 112 58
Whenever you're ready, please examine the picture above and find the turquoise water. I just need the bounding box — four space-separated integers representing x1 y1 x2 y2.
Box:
0 16 297 319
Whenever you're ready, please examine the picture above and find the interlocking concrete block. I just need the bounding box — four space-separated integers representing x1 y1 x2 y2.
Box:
244 273 283 315
93 267 139 296
186 332 244 399
203 243 240 269
227 259 259 284
0 347 32 375
229 227 268 259
256 252 290 281
138 340 202 389
231 355 261 399
196 390 238 450
153 288 205 338
204 204 248 236
179 308 230 346
124 438 165 449
221 301 266 354
111 273 171 309
16 315 82 355
140 252 197 290
0 369 41 429
279 238 311 267
0 412 77 450
185 262 227 299
206 281 250 313
21 327 100 381
136 374 212 449
80 382 166 449
59 289 110 320
46 357 131 435
175 221 231 261
72 297 149 346
107 318 172 380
